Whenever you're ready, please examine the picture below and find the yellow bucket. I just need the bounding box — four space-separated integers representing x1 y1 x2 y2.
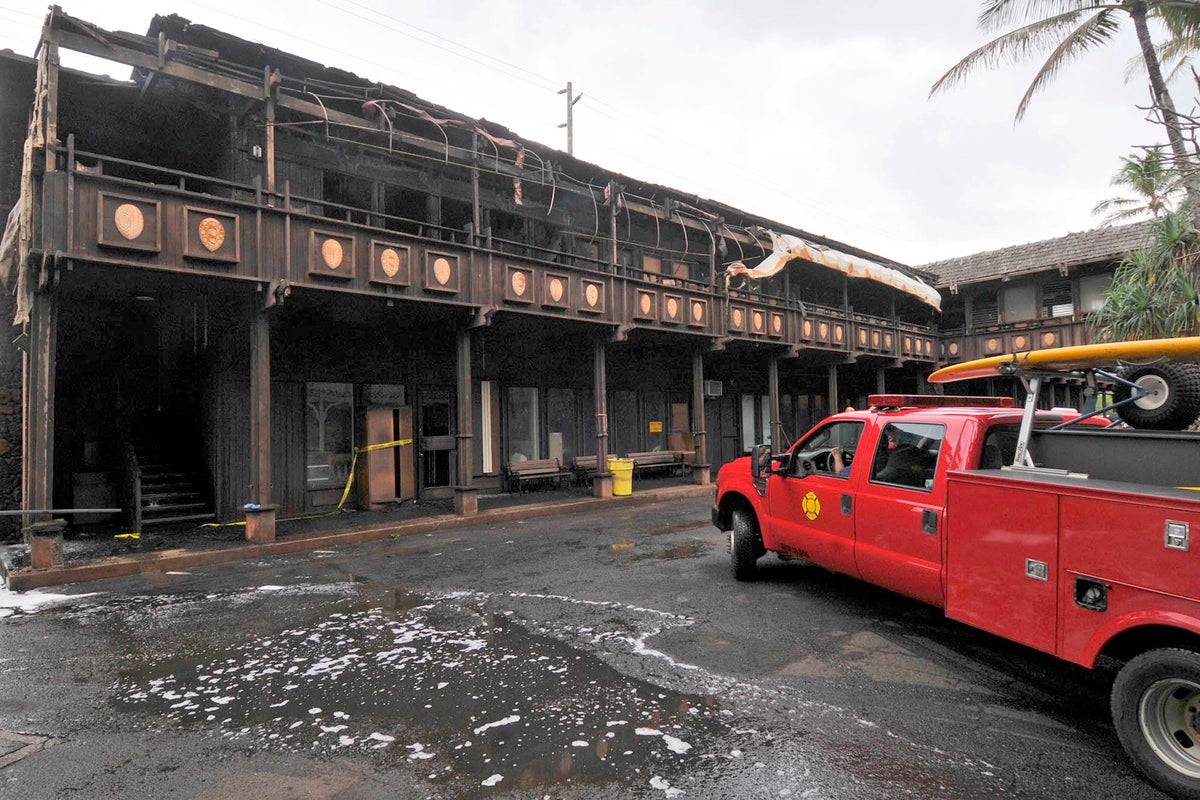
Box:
608 457 634 496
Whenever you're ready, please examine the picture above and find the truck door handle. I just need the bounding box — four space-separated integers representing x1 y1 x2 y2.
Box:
841 494 852 515
922 509 938 535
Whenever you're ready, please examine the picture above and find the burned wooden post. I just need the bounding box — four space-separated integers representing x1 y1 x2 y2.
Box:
691 348 709 485
828 364 840 416
245 293 275 542
454 326 477 515
592 340 612 498
23 285 59 555
768 353 782 452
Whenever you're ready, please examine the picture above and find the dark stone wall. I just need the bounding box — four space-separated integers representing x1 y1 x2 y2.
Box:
0 57 35 538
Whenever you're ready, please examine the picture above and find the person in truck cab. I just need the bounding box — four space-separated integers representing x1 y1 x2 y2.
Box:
830 446 851 476
873 425 937 488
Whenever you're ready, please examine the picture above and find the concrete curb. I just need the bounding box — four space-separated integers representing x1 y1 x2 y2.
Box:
3 484 713 591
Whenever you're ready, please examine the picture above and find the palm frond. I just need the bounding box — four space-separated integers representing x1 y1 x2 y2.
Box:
1015 9 1122 119
979 0 1113 31
930 9 1102 97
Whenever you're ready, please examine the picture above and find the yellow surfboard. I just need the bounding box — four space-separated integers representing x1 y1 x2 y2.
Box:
929 336 1200 384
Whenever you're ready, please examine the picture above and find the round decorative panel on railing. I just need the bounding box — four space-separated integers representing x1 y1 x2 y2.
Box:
321 239 345 269
640 294 652 315
772 315 782 334
949 342 960 356
1013 335 1027 349
380 248 401 278
818 322 829 339
434 257 452 285
692 301 704 323
666 297 679 318
585 283 600 307
115 203 145 241
1042 332 1057 347
549 278 565 303
511 271 528 296
985 338 1001 354
732 308 744 327
198 217 225 252
803 320 813 337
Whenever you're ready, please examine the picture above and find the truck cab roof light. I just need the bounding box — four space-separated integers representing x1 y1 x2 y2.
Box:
867 394 1016 409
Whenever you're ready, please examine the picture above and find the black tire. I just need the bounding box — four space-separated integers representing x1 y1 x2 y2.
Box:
1111 648 1200 799
1115 363 1200 430
730 507 764 582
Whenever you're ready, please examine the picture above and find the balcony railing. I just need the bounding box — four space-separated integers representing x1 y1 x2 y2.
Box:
35 145 938 363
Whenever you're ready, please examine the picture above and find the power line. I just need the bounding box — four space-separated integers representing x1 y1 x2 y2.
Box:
179 0 563 132
319 0 560 93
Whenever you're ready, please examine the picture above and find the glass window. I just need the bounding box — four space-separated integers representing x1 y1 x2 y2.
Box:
868 422 946 491
1001 285 1037 323
306 382 353 490
1079 273 1112 313
507 387 539 461
791 421 865 478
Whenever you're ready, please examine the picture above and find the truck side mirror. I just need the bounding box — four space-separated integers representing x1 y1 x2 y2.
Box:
751 443 772 479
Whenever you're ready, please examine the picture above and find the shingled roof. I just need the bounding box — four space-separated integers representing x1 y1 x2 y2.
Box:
921 219 1157 290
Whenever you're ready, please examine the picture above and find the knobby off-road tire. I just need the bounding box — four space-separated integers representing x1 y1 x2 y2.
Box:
1111 648 1200 799
730 507 764 581
1115 363 1200 431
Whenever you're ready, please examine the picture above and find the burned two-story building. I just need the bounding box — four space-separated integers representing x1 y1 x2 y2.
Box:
0 8 943 545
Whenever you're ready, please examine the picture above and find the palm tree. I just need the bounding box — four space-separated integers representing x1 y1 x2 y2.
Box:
1090 209 1200 338
1093 146 1182 222
931 1 1200 213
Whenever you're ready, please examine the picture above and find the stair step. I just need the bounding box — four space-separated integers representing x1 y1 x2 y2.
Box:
141 512 217 527
143 501 210 515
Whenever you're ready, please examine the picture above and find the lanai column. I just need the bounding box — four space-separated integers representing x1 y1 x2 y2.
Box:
768 353 782 451
828 364 839 416
246 298 276 542
592 340 612 498
691 348 709 485
23 287 62 566
454 327 477 515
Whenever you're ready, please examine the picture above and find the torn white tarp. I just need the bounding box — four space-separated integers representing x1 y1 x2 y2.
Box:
726 231 942 311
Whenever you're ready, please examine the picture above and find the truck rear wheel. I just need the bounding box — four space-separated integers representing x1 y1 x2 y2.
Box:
1111 648 1200 798
730 507 764 581
1114 363 1200 430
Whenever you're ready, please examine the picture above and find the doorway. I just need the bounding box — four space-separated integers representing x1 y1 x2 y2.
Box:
419 386 456 497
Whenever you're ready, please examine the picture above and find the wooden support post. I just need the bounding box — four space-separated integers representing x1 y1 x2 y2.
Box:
471 133 482 246
592 339 612 498
454 327 477 515
768 353 782 452
827 363 839 418
608 181 620 270
263 67 278 199
43 41 60 172
22 287 57 543
877 367 886 394
246 298 276 541
691 348 709 486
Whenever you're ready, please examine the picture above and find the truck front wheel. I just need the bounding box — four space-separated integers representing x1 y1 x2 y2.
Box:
730 507 764 582
1112 648 1200 798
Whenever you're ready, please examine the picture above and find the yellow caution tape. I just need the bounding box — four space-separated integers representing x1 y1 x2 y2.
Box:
114 532 140 540
203 438 415 528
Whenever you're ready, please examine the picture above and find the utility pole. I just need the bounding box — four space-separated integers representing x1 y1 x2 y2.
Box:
558 81 582 156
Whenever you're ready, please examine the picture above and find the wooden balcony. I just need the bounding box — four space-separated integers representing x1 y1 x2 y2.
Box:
940 318 1094 364
36 149 938 363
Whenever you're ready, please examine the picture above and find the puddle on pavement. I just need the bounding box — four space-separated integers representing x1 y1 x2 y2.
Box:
603 539 714 563
113 590 730 795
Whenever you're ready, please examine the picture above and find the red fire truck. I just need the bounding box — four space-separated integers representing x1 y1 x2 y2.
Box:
712 388 1200 798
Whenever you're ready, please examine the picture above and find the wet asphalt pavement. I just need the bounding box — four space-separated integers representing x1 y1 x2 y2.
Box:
0 496 1169 799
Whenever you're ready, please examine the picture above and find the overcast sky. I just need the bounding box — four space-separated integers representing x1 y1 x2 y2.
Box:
0 1 1183 266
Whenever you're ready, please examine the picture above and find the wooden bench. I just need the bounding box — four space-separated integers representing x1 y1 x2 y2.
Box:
626 451 688 478
571 454 599 485
503 457 572 493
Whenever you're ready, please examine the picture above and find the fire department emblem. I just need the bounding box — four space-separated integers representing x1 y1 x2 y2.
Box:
802 491 821 521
